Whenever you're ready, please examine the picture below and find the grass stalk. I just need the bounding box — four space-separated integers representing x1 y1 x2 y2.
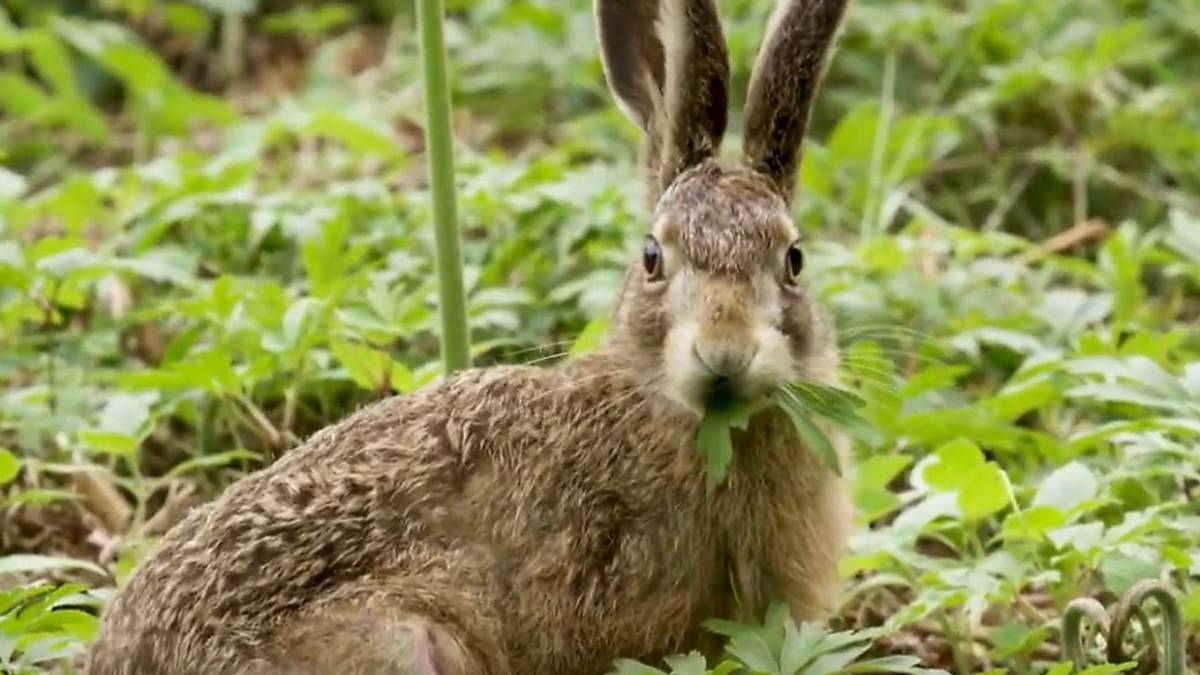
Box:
416 0 471 374
860 49 896 239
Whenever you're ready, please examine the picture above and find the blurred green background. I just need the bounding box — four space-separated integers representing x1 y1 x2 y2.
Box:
0 0 1198 673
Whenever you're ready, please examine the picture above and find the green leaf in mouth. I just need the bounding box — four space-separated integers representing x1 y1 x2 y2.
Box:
695 387 758 484
695 381 870 483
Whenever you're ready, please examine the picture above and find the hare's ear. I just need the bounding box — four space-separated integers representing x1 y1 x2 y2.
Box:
596 0 730 199
742 0 849 203
595 0 667 132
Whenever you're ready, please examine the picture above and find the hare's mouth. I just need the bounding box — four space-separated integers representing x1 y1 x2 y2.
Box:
662 322 789 416
698 375 766 415
702 379 737 407
707 376 735 400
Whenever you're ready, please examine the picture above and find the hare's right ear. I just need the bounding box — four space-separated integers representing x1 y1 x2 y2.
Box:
596 0 730 203
742 0 849 203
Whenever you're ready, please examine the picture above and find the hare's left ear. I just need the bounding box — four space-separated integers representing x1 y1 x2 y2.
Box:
742 0 850 203
655 0 731 191
596 0 731 202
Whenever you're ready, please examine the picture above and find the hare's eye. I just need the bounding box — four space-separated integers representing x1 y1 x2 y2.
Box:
643 236 664 280
784 241 804 283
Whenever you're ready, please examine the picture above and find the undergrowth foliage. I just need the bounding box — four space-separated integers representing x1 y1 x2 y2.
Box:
0 0 1198 673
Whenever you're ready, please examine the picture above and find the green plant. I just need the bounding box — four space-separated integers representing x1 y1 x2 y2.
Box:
1064 580 1185 675
696 381 870 483
0 556 104 674
614 602 945 675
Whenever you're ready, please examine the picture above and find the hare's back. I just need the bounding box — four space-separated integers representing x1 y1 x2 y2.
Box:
91 363 689 673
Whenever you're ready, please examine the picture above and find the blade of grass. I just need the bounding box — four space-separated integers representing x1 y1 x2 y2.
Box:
860 49 896 238
781 382 873 442
416 0 471 374
774 391 843 477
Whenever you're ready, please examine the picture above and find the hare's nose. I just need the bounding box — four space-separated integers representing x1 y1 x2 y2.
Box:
693 341 758 377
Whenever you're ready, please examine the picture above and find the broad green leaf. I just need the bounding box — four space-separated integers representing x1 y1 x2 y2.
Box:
696 393 756 484
856 455 912 488
391 361 415 393
984 376 1062 422
0 448 18 485
780 620 823 674
811 629 866 654
0 73 50 121
96 392 157 435
1048 522 1105 553
762 602 790 655
1000 505 1066 542
662 652 706 675
1033 462 1097 513
800 643 871 675
330 338 392 391
0 555 104 577
261 4 356 37
725 631 779 675
921 438 985 491
892 492 959 534
843 655 939 673
568 314 609 359
19 608 97 638
1099 548 1161 596
304 110 404 162
957 461 1010 520
703 619 751 639
610 660 665 675
173 349 241 395
77 431 138 457
696 411 735 485
853 455 912 521
916 438 1009 520
989 622 1053 660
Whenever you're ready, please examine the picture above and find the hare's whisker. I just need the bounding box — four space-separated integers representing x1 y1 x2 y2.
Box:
608 376 668 431
837 324 934 340
521 351 572 367
836 366 905 397
837 359 899 381
841 347 949 369
566 371 668 434
574 386 648 431
522 368 637 407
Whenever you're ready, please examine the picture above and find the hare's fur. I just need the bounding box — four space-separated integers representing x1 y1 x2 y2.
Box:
90 352 848 674
89 0 854 673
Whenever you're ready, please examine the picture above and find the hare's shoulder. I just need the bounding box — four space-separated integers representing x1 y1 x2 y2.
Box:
117 365 582 599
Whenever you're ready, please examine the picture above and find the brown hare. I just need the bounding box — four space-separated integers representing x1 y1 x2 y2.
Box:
87 0 853 672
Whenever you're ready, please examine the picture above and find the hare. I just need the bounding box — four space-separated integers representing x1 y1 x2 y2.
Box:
86 0 853 673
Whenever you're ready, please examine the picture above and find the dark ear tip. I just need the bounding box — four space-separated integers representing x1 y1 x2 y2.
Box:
741 0 850 206
594 0 667 132
655 0 731 185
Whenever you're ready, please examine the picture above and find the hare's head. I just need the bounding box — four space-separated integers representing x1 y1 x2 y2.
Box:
599 0 848 414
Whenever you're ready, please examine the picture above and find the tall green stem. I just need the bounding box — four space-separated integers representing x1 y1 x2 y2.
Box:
415 0 471 374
